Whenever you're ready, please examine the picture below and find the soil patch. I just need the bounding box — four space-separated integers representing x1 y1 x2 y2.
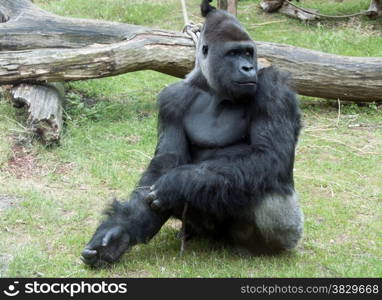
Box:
0 194 23 211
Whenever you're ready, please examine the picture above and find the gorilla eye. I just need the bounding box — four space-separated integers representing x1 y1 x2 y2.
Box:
245 49 254 57
202 45 208 56
228 50 238 56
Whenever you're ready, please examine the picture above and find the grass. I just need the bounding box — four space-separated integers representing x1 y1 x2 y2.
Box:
0 0 381 277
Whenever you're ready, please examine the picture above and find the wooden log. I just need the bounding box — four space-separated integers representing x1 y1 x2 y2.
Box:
1 30 380 103
279 2 319 21
217 0 228 10
0 0 173 51
212 1 238 16
368 0 382 17
227 0 238 16
259 0 285 13
260 0 320 21
0 0 381 102
0 0 194 78
257 43 382 102
10 83 64 144
261 0 382 20
0 10 8 23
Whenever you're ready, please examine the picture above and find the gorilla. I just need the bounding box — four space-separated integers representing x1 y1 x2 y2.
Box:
81 0 303 267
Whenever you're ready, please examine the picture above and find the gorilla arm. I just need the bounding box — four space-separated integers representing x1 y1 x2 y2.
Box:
82 83 191 266
148 67 301 218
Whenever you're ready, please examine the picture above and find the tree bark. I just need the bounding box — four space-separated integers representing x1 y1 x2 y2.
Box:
218 0 228 10
261 0 382 20
260 0 319 21
368 0 382 17
0 0 381 102
259 0 284 13
279 2 319 21
10 83 64 144
227 0 238 16
218 0 237 16
0 0 195 79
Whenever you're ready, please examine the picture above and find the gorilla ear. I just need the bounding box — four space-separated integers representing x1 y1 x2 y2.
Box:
202 45 209 56
201 0 215 17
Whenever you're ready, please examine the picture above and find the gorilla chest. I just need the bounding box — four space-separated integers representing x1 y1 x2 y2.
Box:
184 99 249 148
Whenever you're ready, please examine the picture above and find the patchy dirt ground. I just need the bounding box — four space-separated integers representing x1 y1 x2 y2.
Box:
6 141 39 179
0 194 23 211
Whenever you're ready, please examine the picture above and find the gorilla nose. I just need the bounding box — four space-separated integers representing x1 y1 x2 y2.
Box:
241 65 253 72
240 65 257 77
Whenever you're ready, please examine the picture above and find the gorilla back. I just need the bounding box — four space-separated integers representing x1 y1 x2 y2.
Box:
81 0 303 267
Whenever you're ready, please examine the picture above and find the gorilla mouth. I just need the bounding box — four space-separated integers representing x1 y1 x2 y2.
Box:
235 81 257 86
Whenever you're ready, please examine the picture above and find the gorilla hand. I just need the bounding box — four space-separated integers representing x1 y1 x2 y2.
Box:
81 199 133 267
82 194 170 268
145 171 188 213
145 186 179 213
81 223 131 268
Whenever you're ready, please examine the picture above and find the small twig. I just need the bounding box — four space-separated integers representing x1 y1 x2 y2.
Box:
303 126 336 132
41 165 59 177
45 185 90 191
125 149 151 160
251 20 287 27
179 202 189 256
348 123 382 129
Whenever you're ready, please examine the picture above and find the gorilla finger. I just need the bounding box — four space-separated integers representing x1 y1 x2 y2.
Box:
102 226 123 246
81 248 99 266
81 255 106 268
150 199 162 211
81 248 97 258
145 191 157 204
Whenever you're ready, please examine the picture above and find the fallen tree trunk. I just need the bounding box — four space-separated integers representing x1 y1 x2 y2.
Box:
368 0 382 17
278 2 319 21
10 83 64 144
0 0 381 102
260 0 319 20
260 0 382 20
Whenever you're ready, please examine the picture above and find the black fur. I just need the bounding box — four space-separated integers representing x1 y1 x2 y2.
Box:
150 67 300 218
82 1 303 267
201 0 215 17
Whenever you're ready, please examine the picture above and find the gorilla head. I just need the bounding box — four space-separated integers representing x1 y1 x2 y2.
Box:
196 0 258 102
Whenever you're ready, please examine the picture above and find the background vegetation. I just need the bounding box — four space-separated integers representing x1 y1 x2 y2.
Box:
0 0 381 277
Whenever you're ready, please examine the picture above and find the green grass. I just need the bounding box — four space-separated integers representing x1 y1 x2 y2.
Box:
0 0 381 278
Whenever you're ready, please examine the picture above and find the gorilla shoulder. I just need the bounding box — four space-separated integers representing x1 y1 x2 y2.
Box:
255 67 299 112
157 81 204 121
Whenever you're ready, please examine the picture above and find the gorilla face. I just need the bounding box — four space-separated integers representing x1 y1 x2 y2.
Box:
204 40 258 102
197 8 258 102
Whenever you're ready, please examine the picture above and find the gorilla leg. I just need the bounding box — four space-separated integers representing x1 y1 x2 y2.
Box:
82 189 170 267
254 192 304 251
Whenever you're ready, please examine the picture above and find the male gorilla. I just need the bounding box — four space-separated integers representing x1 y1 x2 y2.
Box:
82 0 303 267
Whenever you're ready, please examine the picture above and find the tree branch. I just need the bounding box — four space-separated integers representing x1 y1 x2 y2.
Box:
1 0 381 102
